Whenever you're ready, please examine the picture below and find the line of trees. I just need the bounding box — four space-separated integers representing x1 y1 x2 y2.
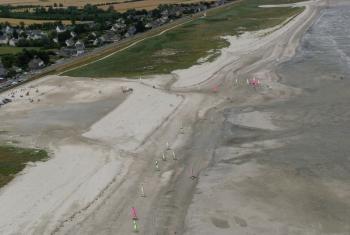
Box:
2 49 53 70
93 0 142 7
0 4 120 21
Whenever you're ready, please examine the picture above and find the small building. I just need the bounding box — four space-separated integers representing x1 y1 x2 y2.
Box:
161 10 169 17
9 38 18 47
93 38 101 46
70 31 77 38
116 18 125 24
57 47 77 57
12 66 22 73
53 38 59 44
65 38 75 47
28 57 45 70
56 25 66 33
5 26 13 35
90 32 97 38
75 40 85 55
27 30 46 40
111 23 126 32
100 31 120 43
160 16 169 24
145 23 153 29
151 19 162 28
124 26 137 38
0 35 9 45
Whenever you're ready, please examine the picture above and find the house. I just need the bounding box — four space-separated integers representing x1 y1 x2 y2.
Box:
90 32 97 38
161 10 169 17
28 56 45 70
99 35 109 43
160 16 169 24
75 40 85 55
93 38 102 46
116 18 125 24
56 25 66 33
9 38 18 47
111 23 126 32
5 26 13 35
100 31 120 43
12 66 22 73
27 30 46 40
124 26 137 38
169 7 182 17
0 35 9 45
151 19 162 28
57 47 77 57
65 38 75 47
145 23 153 29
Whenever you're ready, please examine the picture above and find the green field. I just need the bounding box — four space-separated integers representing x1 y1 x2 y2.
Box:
64 0 304 78
0 46 39 55
0 145 48 188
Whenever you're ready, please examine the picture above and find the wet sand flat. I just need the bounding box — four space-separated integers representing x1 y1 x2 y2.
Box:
1 1 349 234
184 2 350 234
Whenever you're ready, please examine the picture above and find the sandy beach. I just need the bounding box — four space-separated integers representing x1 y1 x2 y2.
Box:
2 0 349 234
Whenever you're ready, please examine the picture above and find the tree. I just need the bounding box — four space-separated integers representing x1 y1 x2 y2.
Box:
48 30 57 40
107 5 115 13
135 21 145 33
19 21 25 29
57 30 71 44
12 30 18 39
15 49 32 69
1 54 15 69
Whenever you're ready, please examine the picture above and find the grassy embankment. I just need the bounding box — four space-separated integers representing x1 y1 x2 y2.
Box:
0 145 48 188
64 0 304 78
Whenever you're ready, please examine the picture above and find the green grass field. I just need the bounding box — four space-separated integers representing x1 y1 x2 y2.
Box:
0 145 48 188
0 46 39 55
64 0 304 78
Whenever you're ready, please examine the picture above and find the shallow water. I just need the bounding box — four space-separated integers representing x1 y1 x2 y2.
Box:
279 5 350 87
185 5 350 234
271 5 350 181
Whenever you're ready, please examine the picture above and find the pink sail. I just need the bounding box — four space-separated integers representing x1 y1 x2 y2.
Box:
212 85 219 92
131 207 138 219
249 79 259 87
